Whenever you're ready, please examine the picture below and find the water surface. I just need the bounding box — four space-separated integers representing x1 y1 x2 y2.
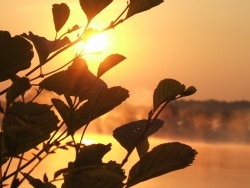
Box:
18 135 250 187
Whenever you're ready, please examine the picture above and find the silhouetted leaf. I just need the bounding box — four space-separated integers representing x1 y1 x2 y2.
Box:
153 79 185 110
136 138 149 159
40 57 107 101
22 32 70 64
54 168 68 180
43 142 50 153
51 98 71 125
63 168 124 188
68 86 129 135
52 3 70 32
59 146 68 150
74 144 111 167
106 161 126 179
62 146 125 187
21 173 56 188
67 24 81 34
66 141 75 147
6 77 31 107
33 146 39 150
127 142 197 187
64 94 73 108
180 86 197 97
79 0 113 22
113 119 163 153
43 173 48 183
0 31 33 82
97 54 126 78
67 57 107 101
39 71 69 95
0 133 9 166
126 0 164 19
3 102 59 155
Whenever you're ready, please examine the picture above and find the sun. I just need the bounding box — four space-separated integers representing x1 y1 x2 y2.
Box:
81 138 95 146
83 32 108 53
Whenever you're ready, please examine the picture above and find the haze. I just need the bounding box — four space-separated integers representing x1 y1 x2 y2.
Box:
1 0 250 106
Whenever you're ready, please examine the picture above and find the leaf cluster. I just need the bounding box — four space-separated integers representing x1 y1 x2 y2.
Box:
0 0 198 188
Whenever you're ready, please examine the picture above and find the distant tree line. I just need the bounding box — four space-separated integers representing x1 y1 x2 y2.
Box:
156 100 250 143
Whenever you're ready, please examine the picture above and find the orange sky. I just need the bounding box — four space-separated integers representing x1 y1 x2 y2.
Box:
1 0 250 105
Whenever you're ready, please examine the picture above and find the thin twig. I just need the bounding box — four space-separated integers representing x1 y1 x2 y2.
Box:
11 152 24 186
104 4 130 31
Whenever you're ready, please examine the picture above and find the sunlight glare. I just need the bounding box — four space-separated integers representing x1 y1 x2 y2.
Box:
82 138 95 146
84 33 108 53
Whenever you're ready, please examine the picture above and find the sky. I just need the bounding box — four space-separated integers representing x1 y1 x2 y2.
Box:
1 0 250 106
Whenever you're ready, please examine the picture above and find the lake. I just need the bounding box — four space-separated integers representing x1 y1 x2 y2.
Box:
8 134 250 187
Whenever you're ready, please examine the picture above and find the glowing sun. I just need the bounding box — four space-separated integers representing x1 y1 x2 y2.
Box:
82 138 95 146
84 33 108 53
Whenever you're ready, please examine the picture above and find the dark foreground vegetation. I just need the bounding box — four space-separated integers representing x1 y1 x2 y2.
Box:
0 0 198 187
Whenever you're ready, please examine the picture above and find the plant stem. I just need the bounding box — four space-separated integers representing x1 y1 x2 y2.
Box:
48 122 65 145
1 149 44 182
41 55 79 79
29 88 43 102
18 146 59 185
0 127 69 183
2 157 13 179
11 152 24 186
104 4 130 30
25 38 82 78
79 123 89 146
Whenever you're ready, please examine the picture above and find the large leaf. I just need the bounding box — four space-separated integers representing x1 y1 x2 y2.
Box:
0 31 33 82
22 32 70 64
63 168 124 188
74 144 111 167
127 142 197 187
2 102 59 155
0 133 9 166
6 77 31 107
67 86 129 135
21 173 56 188
113 119 163 153
79 0 113 22
153 79 197 111
106 160 126 179
97 54 126 78
40 57 107 101
126 0 164 19
153 79 185 110
63 144 125 188
52 3 70 32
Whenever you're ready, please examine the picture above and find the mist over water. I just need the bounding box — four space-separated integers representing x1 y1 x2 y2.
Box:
83 100 250 144
18 135 250 188
3 96 250 187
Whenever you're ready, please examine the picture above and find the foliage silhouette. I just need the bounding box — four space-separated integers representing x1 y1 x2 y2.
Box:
0 1 197 187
